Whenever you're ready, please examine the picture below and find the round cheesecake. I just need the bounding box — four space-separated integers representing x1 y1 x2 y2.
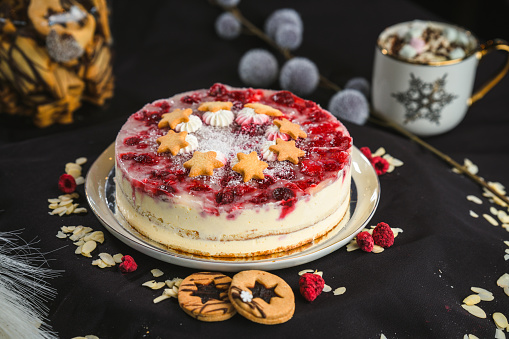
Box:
115 83 352 257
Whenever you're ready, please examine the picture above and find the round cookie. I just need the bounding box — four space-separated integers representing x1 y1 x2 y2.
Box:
229 270 295 325
178 272 236 322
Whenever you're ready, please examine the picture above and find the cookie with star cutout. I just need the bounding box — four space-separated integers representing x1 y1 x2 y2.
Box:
228 270 295 325
178 272 236 322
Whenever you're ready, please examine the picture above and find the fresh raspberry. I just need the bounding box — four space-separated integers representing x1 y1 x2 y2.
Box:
299 273 325 302
58 174 76 194
360 147 372 161
372 222 394 248
119 255 137 273
371 156 389 176
356 231 374 252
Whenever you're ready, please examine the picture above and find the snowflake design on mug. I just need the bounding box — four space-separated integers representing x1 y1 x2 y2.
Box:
391 73 458 124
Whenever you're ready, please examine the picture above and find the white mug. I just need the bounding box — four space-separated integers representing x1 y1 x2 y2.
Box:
372 21 509 137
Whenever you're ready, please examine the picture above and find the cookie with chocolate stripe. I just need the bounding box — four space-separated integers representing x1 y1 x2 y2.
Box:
229 270 295 325
178 272 236 322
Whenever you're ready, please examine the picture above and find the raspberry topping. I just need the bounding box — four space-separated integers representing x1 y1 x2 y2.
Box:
372 222 394 248
119 255 137 273
356 231 374 252
272 187 295 201
58 174 76 194
116 85 352 217
299 273 325 302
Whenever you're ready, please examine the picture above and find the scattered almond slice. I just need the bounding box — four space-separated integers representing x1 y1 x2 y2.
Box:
75 177 85 185
48 203 59 209
380 334 387 339
484 214 499 226
81 240 97 255
75 157 88 166
153 294 171 303
463 294 481 305
48 198 60 204
494 312 509 329
504 287 509 297
62 226 75 233
56 231 68 239
113 253 123 263
163 288 178 298
298 269 314 275
75 246 82 255
84 231 105 244
461 304 486 318
372 245 384 253
471 287 493 295
346 240 359 252
313 270 323 277
495 328 506 339
469 210 479 218
85 336 99 339
151 269 164 278
391 227 403 237
491 206 500 215
505 241 509 247
99 253 116 266
92 259 108 268
333 287 346 296
74 207 88 214
497 273 509 287
323 284 332 293
372 147 385 157
467 195 483 205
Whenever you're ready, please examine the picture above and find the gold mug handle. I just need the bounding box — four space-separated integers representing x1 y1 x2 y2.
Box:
468 39 509 105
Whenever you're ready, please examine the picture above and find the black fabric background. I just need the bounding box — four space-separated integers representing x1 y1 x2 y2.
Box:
0 1 508 338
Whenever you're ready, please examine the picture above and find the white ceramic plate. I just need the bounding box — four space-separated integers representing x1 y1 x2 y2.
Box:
86 143 380 271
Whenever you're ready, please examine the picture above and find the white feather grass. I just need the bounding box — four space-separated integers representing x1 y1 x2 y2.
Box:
0 230 61 339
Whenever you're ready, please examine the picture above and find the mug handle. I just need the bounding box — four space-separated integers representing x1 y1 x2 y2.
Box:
468 39 509 105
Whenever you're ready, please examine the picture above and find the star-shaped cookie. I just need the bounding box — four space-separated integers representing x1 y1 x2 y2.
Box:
232 151 268 182
269 138 306 164
244 103 283 117
158 108 193 129
156 130 189 155
183 151 224 177
273 119 307 139
198 101 233 112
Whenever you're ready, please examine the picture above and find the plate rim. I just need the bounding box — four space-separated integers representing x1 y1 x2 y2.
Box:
86 143 380 271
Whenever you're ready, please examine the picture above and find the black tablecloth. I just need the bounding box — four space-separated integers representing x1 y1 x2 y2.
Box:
1 1 509 338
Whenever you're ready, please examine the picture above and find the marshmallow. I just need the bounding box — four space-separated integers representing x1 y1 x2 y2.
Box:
399 44 418 59
410 37 426 54
449 47 466 60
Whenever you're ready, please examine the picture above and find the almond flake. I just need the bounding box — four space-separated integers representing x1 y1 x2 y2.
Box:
48 198 60 204
504 286 509 296
372 245 385 253
73 207 87 214
153 294 171 303
56 231 67 239
505 241 509 247
478 293 495 302
75 157 88 165
491 206 500 215
372 147 385 157
391 227 403 237
113 253 123 263
59 199 73 206
48 203 59 209
75 176 85 185
151 269 164 278
469 210 479 218
495 328 506 339
142 280 156 288
346 241 359 252
163 288 178 298
323 284 332 293
298 269 314 276
73 239 85 247
471 287 493 296
494 313 509 329
333 287 346 295
81 240 97 255
467 195 483 205
99 253 116 266
67 168 82 179
504 254 509 261
51 206 67 215
497 273 509 287
84 231 104 244
62 226 75 233
174 278 183 287
463 294 481 305
65 205 75 215
151 282 166 290
380 334 387 339
461 304 486 318
59 194 72 201
313 270 323 277
85 336 99 339
484 214 499 226
75 246 82 255
498 211 509 223
172 285 179 293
